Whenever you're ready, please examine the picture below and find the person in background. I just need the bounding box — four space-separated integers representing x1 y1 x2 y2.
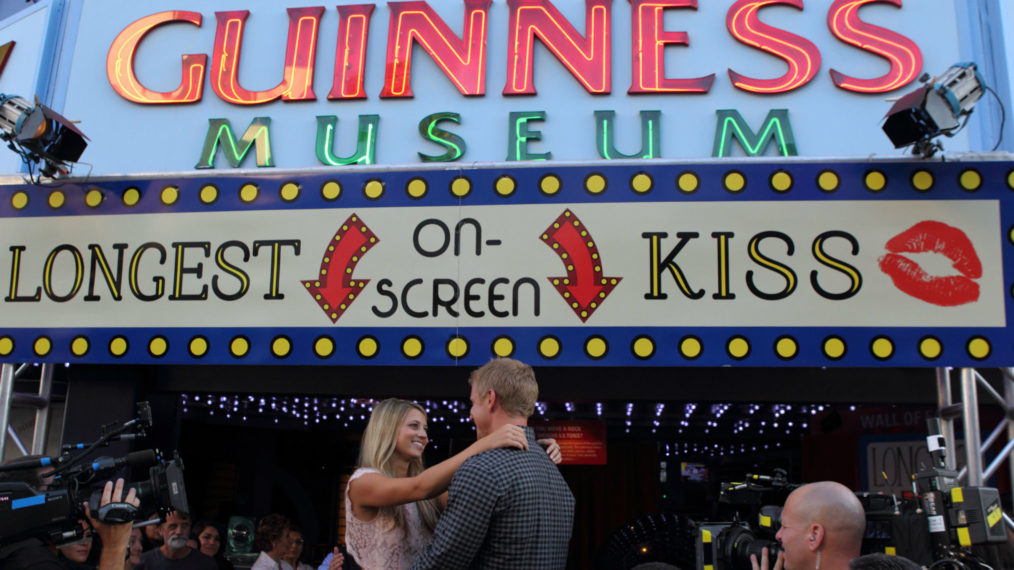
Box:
136 511 217 570
191 521 233 570
281 527 313 570
139 515 163 552
251 514 294 570
56 520 94 569
126 528 142 570
751 481 866 570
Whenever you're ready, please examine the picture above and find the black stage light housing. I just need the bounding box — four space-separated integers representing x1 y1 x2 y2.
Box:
882 63 985 158
0 94 88 178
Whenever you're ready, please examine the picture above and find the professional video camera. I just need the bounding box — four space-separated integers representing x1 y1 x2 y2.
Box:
908 418 1008 569
0 401 188 550
692 469 798 570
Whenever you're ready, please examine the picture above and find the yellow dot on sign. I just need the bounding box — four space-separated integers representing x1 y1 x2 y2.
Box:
314 337 335 357
871 337 894 359
539 337 561 358
680 337 702 358
272 337 292 357
447 337 470 358
678 172 699 193
358 337 379 357
493 337 515 357
280 182 300 201
71 337 89 356
816 171 837 191
239 183 258 203
189 337 208 357
776 337 798 359
770 171 792 192
364 180 384 199
920 337 942 359
11 192 28 209
727 337 749 358
199 185 218 204
161 186 179 205
85 189 104 207
967 337 991 359
633 337 654 358
109 336 128 356
959 170 982 190
122 187 141 206
230 337 249 357
1008 170 1014 189
321 181 342 200
407 178 428 198
0 337 12 356
149 337 168 357
586 174 606 194
1009 227 1014 244
33 337 51 356
450 177 471 197
724 172 745 192
865 171 886 191
48 191 65 208
585 337 607 358
495 176 516 196
541 175 561 194
911 170 933 191
402 337 423 358
631 173 652 193
823 337 846 359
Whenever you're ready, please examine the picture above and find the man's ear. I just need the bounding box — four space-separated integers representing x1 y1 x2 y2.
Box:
486 389 497 411
808 524 825 551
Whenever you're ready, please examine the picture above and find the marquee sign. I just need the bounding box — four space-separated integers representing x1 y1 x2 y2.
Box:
0 158 1010 367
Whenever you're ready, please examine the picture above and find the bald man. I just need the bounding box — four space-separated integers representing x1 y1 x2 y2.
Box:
751 481 866 570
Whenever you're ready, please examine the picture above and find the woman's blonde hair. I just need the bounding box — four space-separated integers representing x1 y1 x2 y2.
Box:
357 398 441 533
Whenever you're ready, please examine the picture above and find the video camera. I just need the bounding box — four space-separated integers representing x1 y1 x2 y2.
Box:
693 469 798 570
0 402 188 549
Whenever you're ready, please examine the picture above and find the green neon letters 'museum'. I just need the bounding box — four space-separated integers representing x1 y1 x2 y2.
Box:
196 117 274 169
595 110 660 159
316 115 379 166
712 109 797 157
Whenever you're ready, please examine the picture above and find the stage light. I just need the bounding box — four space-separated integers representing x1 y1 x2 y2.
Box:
0 93 88 180
882 63 985 158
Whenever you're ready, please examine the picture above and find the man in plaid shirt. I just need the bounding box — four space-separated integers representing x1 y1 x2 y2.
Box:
411 358 575 570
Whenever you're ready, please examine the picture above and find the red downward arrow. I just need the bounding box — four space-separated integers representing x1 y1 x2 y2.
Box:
302 213 378 323
541 209 620 322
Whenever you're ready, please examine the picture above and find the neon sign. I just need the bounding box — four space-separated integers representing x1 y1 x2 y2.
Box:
107 1 923 104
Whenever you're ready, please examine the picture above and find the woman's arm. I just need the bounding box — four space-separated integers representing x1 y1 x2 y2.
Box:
349 424 527 509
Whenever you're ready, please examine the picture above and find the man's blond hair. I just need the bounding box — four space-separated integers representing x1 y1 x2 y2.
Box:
469 358 539 417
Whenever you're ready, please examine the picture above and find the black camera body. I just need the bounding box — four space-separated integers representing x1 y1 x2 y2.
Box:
692 472 794 570
0 402 189 549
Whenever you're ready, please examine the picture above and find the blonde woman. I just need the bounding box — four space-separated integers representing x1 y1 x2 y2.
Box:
344 398 560 569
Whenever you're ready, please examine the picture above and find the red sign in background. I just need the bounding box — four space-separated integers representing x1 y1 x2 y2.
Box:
533 420 607 465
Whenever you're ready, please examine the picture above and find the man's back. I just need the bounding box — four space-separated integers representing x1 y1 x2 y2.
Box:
412 428 575 570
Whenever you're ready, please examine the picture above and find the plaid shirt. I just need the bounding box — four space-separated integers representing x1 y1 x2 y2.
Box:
411 427 575 570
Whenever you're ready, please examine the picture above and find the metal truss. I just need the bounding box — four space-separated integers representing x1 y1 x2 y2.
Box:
0 362 56 460
936 367 1014 529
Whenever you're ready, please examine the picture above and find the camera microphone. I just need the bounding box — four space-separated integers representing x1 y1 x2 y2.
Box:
90 449 159 473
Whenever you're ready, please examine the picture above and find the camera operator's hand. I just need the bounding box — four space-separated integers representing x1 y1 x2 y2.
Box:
750 547 784 570
83 478 139 570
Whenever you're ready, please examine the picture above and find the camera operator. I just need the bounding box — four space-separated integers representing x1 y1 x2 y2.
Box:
751 481 866 570
0 474 139 570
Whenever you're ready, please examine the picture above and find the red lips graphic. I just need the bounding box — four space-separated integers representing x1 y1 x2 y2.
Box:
878 220 981 307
